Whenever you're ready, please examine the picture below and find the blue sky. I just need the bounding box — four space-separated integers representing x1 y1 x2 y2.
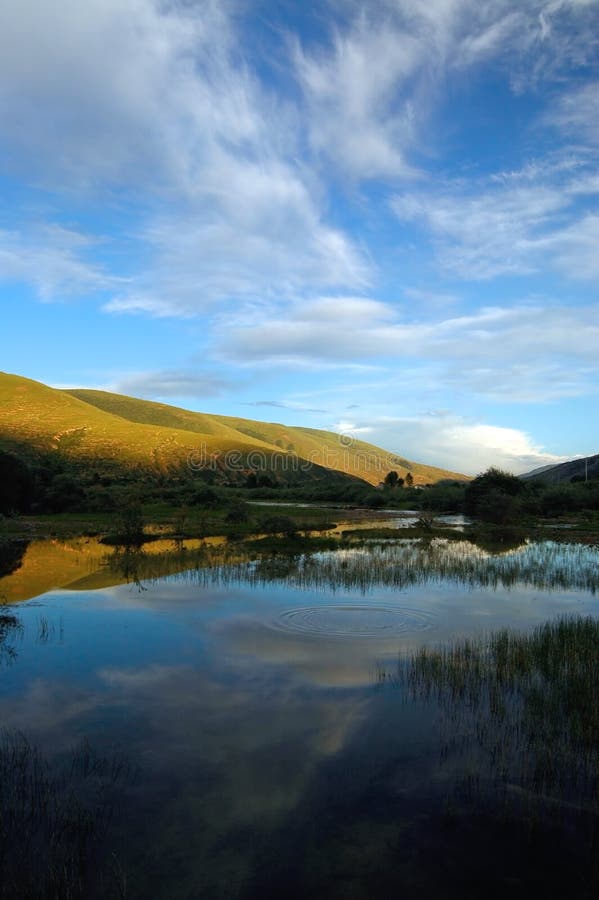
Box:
1 0 598 475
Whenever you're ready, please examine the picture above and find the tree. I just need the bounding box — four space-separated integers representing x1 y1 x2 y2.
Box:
365 493 386 508
405 472 414 488
465 467 526 524
384 471 400 488
260 515 298 537
189 486 219 507
43 473 85 513
0 451 34 514
113 503 145 546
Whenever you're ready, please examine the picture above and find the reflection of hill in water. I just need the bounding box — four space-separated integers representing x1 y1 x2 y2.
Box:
0 537 219 602
1 535 598 604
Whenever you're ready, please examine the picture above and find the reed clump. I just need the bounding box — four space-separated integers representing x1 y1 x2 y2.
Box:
0 731 136 899
163 538 599 595
0 609 23 665
391 615 599 846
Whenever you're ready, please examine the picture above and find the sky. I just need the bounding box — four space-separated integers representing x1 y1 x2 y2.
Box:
1 0 598 476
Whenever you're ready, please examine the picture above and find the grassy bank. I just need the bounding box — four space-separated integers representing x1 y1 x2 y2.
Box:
2 502 599 547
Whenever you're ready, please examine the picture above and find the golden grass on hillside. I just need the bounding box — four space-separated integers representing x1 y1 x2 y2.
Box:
67 386 466 485
0 372 467 485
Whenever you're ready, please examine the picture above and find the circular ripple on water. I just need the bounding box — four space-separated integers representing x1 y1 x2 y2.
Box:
275 604 434 638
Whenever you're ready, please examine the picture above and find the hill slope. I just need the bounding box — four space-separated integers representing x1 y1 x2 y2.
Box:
0 373 467 485
521 454 599 484
66 388 466 484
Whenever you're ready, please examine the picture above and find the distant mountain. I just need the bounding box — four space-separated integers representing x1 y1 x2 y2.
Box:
0 372 467 486
520 454 599 484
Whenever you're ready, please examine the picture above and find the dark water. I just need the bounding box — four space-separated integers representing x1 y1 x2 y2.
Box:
1 535 598 898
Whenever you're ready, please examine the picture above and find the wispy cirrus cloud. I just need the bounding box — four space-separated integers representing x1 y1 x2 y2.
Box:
0 0 596 314
392 159 599 280
102 190 368 316
294 0 599 181
0 224 114 299
0 0 246 191
294 18 421 180
545 80 599 146
0 0 369 314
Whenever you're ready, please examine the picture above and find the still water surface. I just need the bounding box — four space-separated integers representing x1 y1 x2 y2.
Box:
1 530 598 898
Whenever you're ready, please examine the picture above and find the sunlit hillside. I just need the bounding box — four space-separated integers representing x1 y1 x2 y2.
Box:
0 373 467 485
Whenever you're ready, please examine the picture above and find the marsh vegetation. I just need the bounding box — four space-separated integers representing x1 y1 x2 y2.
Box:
0 731 135 900
163 537 599 595
377 615 599 895
392 616 599 808
0 514 598 898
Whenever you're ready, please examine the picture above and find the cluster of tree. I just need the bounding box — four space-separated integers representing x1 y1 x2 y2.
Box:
2 447 598 524
381 467 599 523
383 470 414 488
463 467 599 524
0 451 35 515
0 449 223 516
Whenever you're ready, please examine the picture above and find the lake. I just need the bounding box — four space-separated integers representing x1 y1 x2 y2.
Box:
1 524 598 898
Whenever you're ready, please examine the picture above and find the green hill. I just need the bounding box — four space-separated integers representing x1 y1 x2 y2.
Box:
0 372 467 486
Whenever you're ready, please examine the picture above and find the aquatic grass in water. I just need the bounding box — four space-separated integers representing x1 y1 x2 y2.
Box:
366 615 599 895
133 538 599 594
1 537 598 897
384 615 599 864
0 731 136 899
0 611 135 896
0 608 23 665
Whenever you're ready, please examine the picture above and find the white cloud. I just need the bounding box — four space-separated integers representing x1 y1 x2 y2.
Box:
218 296 599 402
110 369 234 399
545 81 599 146
330 419 374 437
294 19 420 179
402 287 460 308
217 296 404 363
0 0 233 189
345 413 567 475
294 0 599 180
0 0 368 312
531 213 599 280
103 185 368 315
0 0 596 314
0 224 113 299
392 160 599 280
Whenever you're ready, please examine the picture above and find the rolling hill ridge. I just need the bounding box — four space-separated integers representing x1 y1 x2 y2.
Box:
0 372 467 486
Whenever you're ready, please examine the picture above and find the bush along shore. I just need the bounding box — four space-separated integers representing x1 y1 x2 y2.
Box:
1 449 598 546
